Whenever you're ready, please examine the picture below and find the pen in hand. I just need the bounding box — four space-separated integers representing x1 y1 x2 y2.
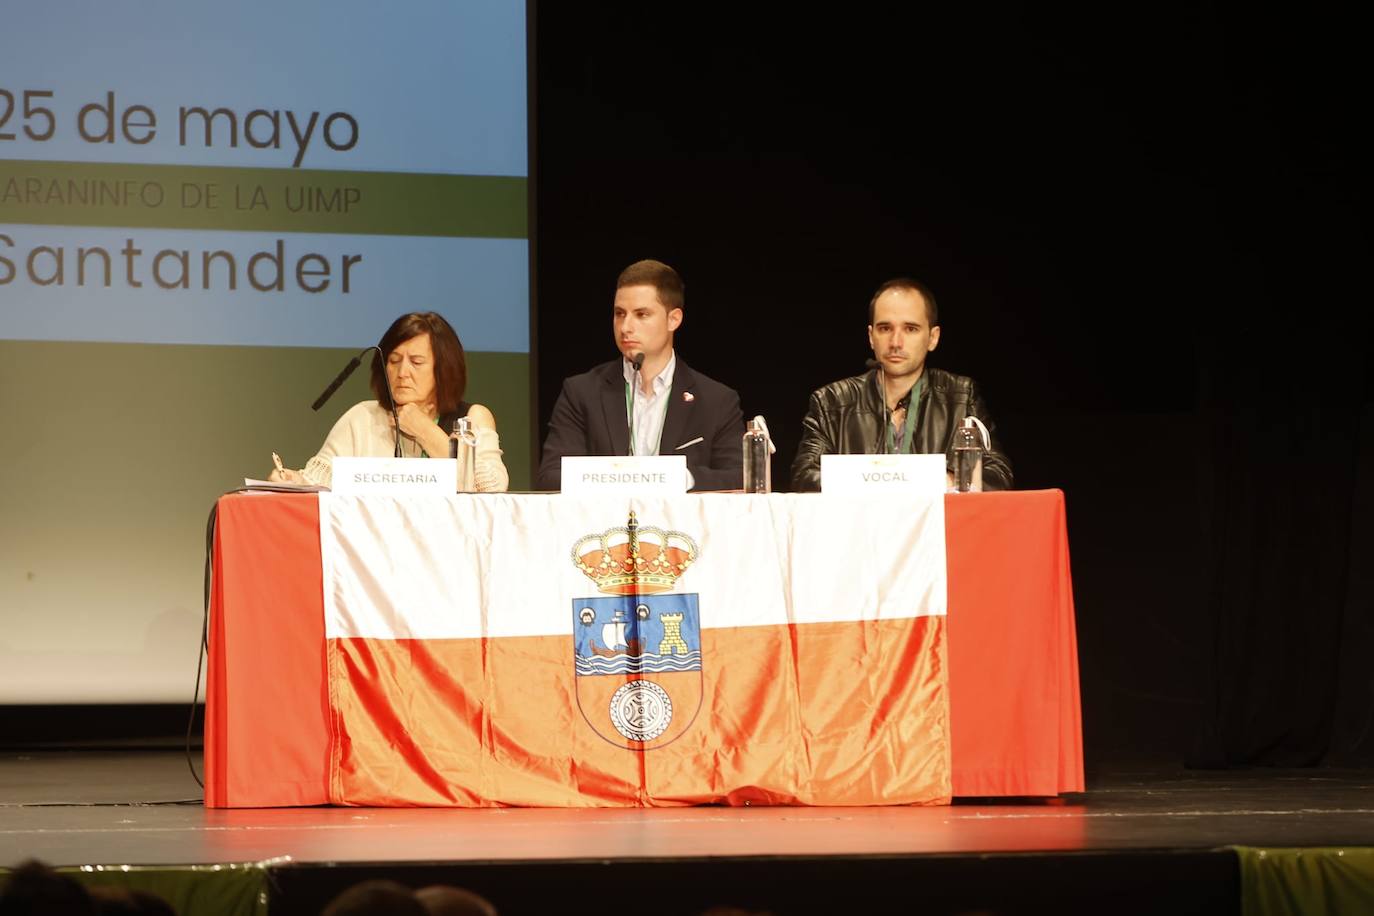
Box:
272 452 285 475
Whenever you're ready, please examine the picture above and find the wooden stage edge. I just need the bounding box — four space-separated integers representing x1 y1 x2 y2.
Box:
3 750 1374 915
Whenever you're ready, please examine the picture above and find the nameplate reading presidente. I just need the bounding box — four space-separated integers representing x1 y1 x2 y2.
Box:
331 457 458 494
820 453 947 495
561 456 688 494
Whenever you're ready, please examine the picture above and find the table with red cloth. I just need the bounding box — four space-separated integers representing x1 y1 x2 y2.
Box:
203 489 1082 807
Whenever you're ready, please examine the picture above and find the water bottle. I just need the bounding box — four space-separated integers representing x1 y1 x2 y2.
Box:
450 417 477 491
742 417 771 493
952 418 984 493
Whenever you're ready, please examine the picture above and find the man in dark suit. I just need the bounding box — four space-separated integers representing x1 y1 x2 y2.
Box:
537 259 744 491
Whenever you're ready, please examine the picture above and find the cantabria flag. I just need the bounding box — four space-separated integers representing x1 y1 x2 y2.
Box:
319 493 950 806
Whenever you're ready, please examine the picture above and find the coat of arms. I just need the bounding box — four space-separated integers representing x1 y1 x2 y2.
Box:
570 512 702 749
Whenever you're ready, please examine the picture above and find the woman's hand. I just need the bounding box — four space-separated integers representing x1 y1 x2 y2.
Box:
269 467 306 484
394 403 436 440
392 403 451 458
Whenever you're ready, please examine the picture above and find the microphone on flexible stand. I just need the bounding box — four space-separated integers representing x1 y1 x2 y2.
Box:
865 358 889 455
628 351 645 456
312 345 403 457
311 352 363 411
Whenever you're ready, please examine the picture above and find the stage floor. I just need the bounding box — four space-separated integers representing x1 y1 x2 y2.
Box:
3 749 1373 866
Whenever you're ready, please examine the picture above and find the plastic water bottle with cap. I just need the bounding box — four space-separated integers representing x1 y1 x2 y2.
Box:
952 417 984 493
449 416 477 491
742 415 774 493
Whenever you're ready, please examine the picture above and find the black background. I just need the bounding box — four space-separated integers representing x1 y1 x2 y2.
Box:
532 4 1372 772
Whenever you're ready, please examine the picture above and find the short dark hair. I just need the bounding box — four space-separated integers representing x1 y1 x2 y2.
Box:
322 880 427 916
868 278 939 327
370 312 468 415
0 859 95 916
414 885 500 916
616 259 684 312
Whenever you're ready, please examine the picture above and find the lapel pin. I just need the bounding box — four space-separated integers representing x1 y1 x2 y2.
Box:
682 391 694 402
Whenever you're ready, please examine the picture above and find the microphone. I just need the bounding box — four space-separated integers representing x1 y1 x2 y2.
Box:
865 358 889 454
628 351 645 456
312 345 403 457
311 352 363 411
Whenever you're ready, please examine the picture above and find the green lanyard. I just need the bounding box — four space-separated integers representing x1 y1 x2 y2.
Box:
625 380 671 456
884 375 925 455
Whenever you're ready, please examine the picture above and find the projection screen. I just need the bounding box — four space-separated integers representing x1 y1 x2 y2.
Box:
0 1 530 702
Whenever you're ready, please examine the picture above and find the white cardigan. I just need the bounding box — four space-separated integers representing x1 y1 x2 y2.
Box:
301 401 508 492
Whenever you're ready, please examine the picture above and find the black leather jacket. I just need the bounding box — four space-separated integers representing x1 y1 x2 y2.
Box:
790 367 1013 492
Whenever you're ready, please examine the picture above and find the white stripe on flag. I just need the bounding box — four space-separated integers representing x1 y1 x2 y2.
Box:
319 493 946 640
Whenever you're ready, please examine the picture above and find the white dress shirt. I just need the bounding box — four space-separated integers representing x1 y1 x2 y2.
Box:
623 352 676 457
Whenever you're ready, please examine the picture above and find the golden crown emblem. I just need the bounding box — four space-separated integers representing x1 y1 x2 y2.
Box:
571 511 699 595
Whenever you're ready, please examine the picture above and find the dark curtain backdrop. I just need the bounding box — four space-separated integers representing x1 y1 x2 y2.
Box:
531 4 1372 770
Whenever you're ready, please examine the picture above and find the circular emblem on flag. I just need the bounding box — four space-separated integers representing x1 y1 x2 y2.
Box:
608 680 673 742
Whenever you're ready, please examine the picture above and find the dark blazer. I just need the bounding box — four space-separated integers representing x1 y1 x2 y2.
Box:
537 357 745 491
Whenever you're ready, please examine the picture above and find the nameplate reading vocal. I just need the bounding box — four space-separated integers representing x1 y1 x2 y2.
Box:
820 454 947 496
561 456 688 494
331 457 458 494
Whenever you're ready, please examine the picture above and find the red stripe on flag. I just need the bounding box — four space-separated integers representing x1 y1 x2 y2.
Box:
327 617 950 807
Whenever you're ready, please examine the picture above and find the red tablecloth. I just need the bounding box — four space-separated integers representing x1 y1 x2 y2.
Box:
204 490 1082 806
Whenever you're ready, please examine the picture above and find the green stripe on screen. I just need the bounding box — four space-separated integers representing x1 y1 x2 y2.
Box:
0 160 527 238
0 340 532 510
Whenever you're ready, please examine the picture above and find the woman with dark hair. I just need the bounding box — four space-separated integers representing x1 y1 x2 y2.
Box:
269 312 508 491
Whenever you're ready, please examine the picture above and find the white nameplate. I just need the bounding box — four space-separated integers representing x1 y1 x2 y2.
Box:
331 457 457 494
561 455 688 494
820 453 947 495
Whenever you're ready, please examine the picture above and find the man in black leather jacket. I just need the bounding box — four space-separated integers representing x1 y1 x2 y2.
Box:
790 278 1012 492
